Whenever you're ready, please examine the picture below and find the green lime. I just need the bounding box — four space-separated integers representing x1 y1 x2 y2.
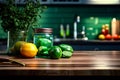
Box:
62 51 73 58
37 46 48 56
59 44 73 53
13 41 26 54
48 46 62 59
38 38 52 48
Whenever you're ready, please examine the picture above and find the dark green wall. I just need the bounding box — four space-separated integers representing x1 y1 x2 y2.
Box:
1 5 120 40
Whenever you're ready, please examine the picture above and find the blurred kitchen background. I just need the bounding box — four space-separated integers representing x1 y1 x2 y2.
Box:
1 0 120 51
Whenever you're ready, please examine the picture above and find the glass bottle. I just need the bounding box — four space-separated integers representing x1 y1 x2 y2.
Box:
60 24 66 39
66 24 70 37
7 30 28 55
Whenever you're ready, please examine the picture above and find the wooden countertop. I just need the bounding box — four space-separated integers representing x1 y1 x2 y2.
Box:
0 51 120 76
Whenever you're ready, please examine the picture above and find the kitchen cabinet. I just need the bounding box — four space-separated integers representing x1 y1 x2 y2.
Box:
1 0 119 5
51 0 120 5
41 0 120 5
0 0 82 5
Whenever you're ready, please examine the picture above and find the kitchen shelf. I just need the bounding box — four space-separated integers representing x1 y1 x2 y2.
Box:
54 38 120 45
54 38 120 51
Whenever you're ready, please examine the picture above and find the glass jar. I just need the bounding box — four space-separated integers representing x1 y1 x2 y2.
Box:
33 28 53 49
7 30 28 55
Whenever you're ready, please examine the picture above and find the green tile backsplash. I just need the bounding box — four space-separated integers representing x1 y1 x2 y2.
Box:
0 5 120 40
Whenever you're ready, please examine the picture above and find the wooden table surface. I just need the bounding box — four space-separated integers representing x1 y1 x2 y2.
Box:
0 51 120 76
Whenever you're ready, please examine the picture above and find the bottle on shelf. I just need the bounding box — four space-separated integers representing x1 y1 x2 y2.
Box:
81 26 85 36
111 18 117 37
73 22 77 40
81 26 88 40
66 24 70 37
60 24 66 39
73 15 80 40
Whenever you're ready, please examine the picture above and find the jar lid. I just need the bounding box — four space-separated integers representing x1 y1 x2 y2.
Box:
34 28 53 33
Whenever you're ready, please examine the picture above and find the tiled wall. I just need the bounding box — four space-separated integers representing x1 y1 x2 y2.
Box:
0 5 120 40
0 20 8 39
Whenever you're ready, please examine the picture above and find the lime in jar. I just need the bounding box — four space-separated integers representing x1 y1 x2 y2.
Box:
33 28 53 49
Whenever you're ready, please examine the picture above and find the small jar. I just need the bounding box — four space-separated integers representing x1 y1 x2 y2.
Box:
33 28 53 48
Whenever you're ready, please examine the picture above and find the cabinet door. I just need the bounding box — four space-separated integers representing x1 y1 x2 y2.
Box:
51 0 82 4
0 0 51 5
40 0 51 4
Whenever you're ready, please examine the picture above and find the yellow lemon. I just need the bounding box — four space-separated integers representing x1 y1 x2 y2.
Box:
20 42 38 58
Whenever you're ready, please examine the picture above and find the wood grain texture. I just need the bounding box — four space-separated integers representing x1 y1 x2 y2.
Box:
0 51 120 76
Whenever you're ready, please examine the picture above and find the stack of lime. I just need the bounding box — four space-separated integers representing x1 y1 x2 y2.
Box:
37 43 74 59
48 44 74 59
48 46 62 59
59 44 73 58
37 38 52 56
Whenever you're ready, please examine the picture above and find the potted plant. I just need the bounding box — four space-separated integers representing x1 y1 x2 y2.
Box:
0 0 46 52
